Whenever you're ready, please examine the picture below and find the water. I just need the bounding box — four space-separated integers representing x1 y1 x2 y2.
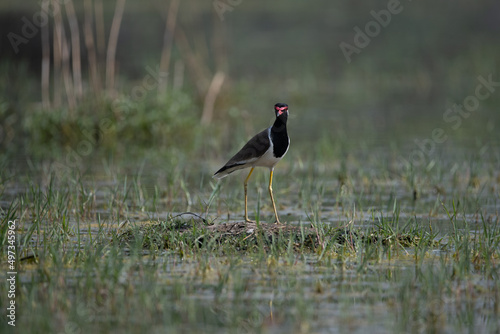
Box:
2 143 499 333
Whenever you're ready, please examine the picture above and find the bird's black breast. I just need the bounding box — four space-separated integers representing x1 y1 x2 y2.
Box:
270 120 289 158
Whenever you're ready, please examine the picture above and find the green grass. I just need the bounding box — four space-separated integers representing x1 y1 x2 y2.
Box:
0 149 499 332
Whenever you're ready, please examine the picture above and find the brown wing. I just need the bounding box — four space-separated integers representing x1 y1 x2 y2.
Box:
214 127 271 178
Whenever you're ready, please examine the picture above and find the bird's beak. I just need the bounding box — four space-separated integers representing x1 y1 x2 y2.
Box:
277 110 284 116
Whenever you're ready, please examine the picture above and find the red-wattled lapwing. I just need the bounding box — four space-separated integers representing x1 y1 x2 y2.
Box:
214 103 290 224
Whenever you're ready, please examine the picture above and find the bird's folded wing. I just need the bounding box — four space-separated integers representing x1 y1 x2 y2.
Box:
214 127 270 177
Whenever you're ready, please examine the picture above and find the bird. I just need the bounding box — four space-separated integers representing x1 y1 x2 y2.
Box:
214 103 290 224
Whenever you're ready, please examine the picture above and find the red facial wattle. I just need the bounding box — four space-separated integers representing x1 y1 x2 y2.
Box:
276 106 287 116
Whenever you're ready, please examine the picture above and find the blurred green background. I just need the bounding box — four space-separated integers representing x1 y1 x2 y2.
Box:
1 0 499 174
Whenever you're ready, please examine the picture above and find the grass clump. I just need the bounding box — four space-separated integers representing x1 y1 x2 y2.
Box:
115 215 443 261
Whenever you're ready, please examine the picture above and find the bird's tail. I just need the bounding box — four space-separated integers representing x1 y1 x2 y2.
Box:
213 163 246 179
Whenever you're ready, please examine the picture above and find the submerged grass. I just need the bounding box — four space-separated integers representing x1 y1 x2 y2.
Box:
0 113 499 332
1 160 498 332
2 212 500 333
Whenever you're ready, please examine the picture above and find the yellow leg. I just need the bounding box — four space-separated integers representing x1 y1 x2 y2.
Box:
268 169 281 224
244 167 255 223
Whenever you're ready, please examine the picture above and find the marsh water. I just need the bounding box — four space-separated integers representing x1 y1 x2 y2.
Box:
3 137 499 333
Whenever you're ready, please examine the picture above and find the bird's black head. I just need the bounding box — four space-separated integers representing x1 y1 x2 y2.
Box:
274 103 288 121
